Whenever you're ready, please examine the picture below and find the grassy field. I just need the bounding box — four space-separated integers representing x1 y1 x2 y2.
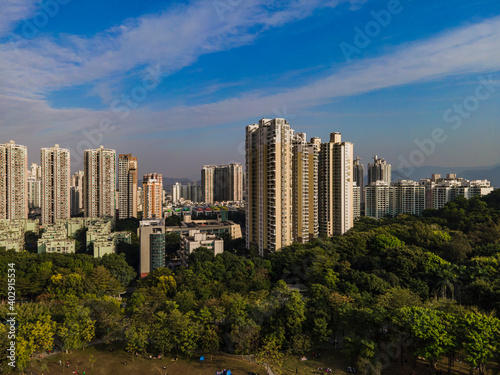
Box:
19 345 264 375
10 345 499 375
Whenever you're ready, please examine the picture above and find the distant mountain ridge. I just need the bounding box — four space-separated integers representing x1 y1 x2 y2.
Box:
392 163 500 187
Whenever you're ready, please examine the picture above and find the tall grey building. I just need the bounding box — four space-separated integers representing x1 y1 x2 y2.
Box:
368 155 391 185
27 163 42 209
353 157 364 204
70 171 84 216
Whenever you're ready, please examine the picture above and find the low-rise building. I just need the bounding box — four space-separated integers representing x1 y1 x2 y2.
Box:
37 217 130 257
165 212 242 239
0 219 39 251
179 230 223 265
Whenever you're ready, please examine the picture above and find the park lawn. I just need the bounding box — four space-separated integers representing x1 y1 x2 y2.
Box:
19 346 264 375
280 348 349 374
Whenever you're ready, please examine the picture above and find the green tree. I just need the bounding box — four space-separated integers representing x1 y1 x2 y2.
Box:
400 307 454 368
125 319 150 359
458 312 500 375
59 304 95 352
256 336 284 375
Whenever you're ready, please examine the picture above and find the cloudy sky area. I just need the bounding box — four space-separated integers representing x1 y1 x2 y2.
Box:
1 0 500 179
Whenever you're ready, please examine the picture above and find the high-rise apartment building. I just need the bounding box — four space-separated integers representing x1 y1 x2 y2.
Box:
172 182 202 204
420 174 494 210
201 163 244 203
389 180 426 217
364 175 492 220
70 171 84 216
27 163 42 209
0 141 28 220
41 145 71 224
118 154 138 219
353 182 361 220
292 133 319 243
318 133 354 237
368 155 391 185
201 166 215 204
143 173 163 219
246 118 294 255
353 157 364 204
83 146 116 218
365 181 390 219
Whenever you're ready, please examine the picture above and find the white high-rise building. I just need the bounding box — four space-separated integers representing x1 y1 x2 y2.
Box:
41 145 71 224
353 182 361 220
389 180 426 217
83 146 116 218
318 133 354 236
143 173 163 219
365 181 390 219
0 141 28 220
118 154 138 219
420 174 494 210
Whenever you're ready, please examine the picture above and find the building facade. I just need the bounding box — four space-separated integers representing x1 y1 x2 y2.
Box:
143 173 163 219
118 154 138 219
353 157 364 204
0 140 28 220
27 165 42 210
41 144 71 224
291 133 319 243
201 163 244 204
83 146 116 218
318 133 354 237
138 219 166 277
246 118 294 255
70 171 84 216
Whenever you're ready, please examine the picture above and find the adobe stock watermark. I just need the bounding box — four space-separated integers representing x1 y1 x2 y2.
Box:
19 0 71 39
68 65 164 165
340 0 412 63
396 75 497 179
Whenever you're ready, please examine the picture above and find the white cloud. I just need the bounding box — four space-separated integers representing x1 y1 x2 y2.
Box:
0 0 38 36
0 0 357 100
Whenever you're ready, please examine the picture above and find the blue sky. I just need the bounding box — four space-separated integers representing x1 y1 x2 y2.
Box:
1 0 500 180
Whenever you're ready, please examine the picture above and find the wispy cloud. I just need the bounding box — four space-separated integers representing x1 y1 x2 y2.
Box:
0 0 358 100
0 0 38 36
3 15 500 145
121 16 500 132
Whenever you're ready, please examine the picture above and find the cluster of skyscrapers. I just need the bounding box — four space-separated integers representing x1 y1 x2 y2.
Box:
2 123 494 257
0 141 167 224
245 119 355 255
244 119 494 256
